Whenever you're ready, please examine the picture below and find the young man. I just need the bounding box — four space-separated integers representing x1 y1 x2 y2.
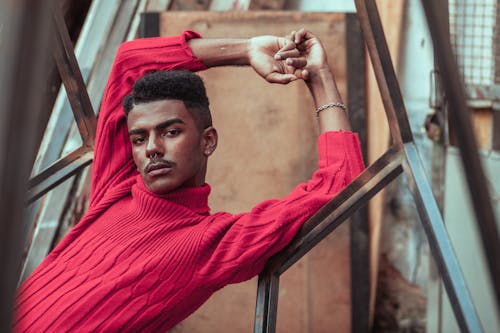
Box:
15 29 363 332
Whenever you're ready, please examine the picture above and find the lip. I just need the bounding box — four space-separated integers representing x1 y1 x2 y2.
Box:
148 166 172 177
146 161 173 177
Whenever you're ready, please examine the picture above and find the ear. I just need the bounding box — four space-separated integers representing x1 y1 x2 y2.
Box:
201 126 218 156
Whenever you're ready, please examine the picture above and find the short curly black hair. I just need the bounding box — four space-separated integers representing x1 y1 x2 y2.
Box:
123 70 212 130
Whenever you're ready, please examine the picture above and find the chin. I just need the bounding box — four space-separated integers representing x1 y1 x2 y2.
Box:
143 177 178 195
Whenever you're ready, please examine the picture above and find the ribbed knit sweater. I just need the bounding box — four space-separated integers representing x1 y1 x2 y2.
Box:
14 31 364 332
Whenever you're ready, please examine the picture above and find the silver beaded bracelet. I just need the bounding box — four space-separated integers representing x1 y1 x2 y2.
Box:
315 102 347 117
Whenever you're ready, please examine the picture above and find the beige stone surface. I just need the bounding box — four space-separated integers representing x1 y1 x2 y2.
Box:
160 12 350 333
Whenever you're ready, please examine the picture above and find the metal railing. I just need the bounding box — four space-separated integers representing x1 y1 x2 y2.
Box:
253 1 499 332
26 6 97 205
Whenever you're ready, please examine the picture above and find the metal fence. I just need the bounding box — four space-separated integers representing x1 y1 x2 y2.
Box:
449 0 500 100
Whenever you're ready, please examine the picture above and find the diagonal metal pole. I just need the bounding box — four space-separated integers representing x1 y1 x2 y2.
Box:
421 0 500 314
254 146 404 333
403 142 483 333
26 7 98 204
354 0 485 331
52 5 97 147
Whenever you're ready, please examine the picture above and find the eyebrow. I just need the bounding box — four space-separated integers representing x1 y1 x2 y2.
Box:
128 118 185 136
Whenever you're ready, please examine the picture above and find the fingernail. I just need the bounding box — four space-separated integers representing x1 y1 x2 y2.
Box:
274 54 281 60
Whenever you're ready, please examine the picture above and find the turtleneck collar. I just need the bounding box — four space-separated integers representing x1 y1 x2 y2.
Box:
133 174 211 215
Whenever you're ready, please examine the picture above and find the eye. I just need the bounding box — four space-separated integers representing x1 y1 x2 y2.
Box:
162 128 181 137
132 136 145 145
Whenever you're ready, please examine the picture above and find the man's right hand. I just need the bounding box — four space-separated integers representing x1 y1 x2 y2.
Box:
274 29 352 133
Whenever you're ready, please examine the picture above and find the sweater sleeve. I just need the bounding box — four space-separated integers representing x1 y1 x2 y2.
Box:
89 30 207 207
196 131 364 287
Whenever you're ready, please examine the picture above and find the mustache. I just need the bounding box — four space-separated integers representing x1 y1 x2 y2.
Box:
144 158 175 173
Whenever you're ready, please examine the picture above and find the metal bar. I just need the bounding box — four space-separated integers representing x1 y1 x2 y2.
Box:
140 12 160 38
353 0 413 144
253 146 403 332
402 142 483 333
53 6 97 147
0 0 55 329
276 146 403 275
33 0 120 175
421 0 500 314
494 110 500 151
27 148 94 204
345 12 370 333
254 272 280 333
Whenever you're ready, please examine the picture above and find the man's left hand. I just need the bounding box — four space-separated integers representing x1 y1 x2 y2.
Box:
248 36 307 84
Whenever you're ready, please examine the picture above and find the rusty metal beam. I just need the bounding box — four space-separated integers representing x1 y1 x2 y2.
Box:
354 0 413 144
353 1 486 331
26 148 94 204
253 146 403 333
421 0 500 316
26 7 97 204
52 6 97 147
254 272 280 333
402 142 483 333
276 146 402 274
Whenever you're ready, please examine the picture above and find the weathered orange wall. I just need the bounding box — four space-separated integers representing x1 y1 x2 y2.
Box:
160 12 351 332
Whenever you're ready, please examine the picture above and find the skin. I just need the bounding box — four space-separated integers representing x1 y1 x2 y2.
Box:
189 29 351 133
127 28 351 195
127 99 217 194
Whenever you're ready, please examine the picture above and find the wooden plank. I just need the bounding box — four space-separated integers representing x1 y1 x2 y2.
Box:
159 11 351 333
366 0 405 326
472 108 493 150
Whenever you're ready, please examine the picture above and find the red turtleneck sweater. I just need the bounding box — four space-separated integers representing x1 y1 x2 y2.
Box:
15 31 364 332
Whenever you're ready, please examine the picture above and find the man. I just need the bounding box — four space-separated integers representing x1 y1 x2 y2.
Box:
15 29 363 332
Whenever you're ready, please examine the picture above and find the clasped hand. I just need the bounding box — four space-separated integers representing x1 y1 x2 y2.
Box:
248 28 328 84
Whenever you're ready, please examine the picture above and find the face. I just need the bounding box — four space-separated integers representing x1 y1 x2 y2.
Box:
127 99 217 194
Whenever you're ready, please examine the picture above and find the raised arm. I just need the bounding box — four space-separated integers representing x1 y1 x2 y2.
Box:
91 31 304 207
276 28 352 133
90 31 207 206
188 36 303 84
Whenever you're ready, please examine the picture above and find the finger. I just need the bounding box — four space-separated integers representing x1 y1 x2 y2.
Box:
266 73 297 84
301 69 309 80
275 48 301 60
291 68 307 80
274 40 296 60
295 28 313 44
285 57 307 68
279 40 296 51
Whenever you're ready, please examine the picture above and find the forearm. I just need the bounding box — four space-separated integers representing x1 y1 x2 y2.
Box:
188 38 250 67
307 67 352 133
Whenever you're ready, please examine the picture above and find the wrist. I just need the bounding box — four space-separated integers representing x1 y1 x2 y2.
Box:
306 67 341 106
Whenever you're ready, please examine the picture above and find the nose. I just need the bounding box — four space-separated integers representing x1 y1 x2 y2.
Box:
145 133 164 159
